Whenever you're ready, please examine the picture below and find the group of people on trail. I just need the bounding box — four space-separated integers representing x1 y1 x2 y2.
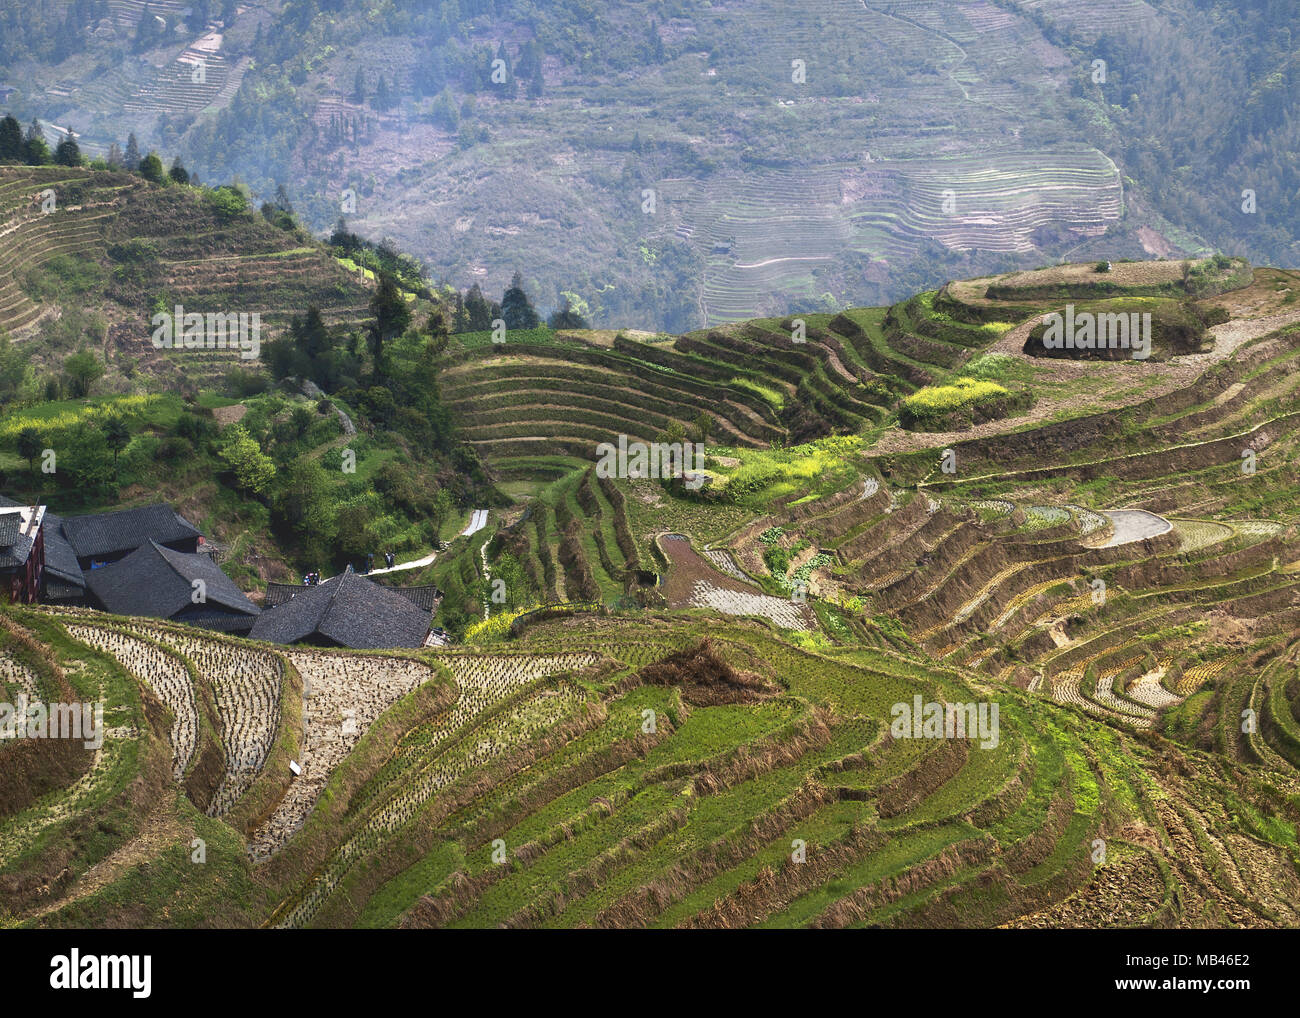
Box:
302 551 397 583
359 551 397 574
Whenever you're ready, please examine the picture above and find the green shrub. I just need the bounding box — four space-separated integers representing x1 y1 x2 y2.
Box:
207 186 250 220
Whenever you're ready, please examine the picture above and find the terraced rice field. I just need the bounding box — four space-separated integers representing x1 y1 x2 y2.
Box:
0 166 372 380
141 629 285 816
66 625 197 782
8 258 1300 933
249 650 437 860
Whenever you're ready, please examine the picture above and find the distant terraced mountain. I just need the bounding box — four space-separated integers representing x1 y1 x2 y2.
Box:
6 0 1299 330
0 164 372 387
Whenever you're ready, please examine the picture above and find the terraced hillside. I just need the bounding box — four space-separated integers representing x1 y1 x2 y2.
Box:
0 165 372 386
6 258 1300 930
5 601 1299 929
25 0 1266 333
656 144 1123 323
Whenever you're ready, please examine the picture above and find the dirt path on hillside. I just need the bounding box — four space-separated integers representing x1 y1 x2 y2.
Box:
27 803 189 921
866 306 1300 457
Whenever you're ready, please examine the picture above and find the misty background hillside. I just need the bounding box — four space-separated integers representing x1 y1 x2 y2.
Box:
2 0 1298 329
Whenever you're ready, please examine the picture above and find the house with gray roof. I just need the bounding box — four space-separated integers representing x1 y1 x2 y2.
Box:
62 503 202 568
83 540 260 634
1 496 210 603
250 566 431 649
40 510 87 604
0 504 46 603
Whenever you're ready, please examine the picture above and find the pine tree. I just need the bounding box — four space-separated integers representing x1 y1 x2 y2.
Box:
54 134 81 166
451 293 471 334
0 115 22 161
24 121 51 165
367 274 411 377
501 272 540 329
647 19 665 63
495 42 516 98
295 305 331 360
463 284 495 332
124 132 140 170
134 4 152 49
424 307 451 356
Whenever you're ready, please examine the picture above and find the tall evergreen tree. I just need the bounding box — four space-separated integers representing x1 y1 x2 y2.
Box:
501 272 540 329
548 297 589 329
425 307 451 356
124 132 140 170
296 305 331 360
366 273 411 377
647 19 665 62
54 134 81 166
495 41 517 98
0 116 22 161
24 121 50 165
462 283 496 332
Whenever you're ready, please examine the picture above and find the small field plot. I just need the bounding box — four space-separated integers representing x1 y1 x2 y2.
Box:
659 534 815 631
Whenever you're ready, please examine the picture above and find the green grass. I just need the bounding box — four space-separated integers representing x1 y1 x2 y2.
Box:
729 375 786 409
706 434 864 508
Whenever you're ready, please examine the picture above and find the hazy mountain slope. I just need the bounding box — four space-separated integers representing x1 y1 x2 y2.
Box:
6 0 1299 329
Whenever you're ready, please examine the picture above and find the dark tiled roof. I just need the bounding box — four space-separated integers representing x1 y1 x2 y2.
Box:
382 584 441 611
265 579 440 611
265 581 307 608
41 512 85 589
0 507 36 570
0 499 85 591
250 567 430 649
62 503 201 561
84 540 259 623
0 534 33 568
170 608 261 633
44 577 86 602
